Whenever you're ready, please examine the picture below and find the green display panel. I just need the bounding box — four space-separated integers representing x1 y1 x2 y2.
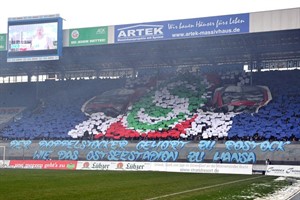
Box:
0 34 6 51
69 26 108 46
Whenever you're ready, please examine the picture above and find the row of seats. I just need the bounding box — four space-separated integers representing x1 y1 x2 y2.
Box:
0 79 125 139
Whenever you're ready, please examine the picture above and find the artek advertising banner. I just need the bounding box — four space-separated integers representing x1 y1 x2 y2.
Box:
115 13 249 43
69 26 108 46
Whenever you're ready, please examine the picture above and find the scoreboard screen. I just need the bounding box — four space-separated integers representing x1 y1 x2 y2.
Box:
7 14 63 62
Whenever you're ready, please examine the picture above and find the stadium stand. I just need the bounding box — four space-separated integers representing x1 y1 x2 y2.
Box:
1 66 299 142
0 78 125 139
0 8 300 170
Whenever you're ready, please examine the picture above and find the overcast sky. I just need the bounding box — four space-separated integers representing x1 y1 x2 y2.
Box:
1 0 300 33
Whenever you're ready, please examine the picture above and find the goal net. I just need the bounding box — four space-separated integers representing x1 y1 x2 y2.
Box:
0 146 6 168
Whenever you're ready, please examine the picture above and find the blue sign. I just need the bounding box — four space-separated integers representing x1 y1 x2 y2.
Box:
115 13 249 43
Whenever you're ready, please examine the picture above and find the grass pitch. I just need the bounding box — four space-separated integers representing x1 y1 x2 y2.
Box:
0 169 289 200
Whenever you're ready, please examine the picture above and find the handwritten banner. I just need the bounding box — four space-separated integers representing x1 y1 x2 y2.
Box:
7 140 291 164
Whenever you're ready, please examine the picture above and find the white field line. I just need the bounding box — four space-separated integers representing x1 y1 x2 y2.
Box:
145 175 264 200
286 187 300 200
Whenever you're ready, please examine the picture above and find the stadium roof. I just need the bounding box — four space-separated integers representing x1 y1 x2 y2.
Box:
1 8 300 77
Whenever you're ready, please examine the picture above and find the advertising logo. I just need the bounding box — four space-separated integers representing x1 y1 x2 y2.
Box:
116 162 124 169
126 163 145 170
96 28 106 35
83 162 90 168
285 168 300 174
66 162 76 170
116 24 164 42
71 30 79 39
92 162 110 170
266 167 284 174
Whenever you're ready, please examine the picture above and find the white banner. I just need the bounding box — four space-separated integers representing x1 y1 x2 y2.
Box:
77 161 252 175
77 161 152 171
160 162 253 174
266 165 300 178
0 160 10 168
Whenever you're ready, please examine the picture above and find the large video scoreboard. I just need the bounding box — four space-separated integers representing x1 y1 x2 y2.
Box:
7 14 63 62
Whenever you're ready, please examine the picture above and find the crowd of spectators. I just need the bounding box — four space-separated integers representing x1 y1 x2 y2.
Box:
0 67 300 142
